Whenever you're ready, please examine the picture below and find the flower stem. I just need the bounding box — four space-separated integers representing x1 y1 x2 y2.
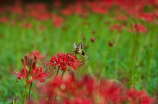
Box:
61 70 65 80
54 67 60 82
23 80 29 104
28 82 32 103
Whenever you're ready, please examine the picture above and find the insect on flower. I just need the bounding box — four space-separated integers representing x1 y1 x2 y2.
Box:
73 42 86 56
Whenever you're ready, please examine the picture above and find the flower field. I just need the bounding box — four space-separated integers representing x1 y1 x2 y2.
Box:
0 0 158 104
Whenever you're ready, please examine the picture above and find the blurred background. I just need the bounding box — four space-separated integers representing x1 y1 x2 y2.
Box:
0 0 158 103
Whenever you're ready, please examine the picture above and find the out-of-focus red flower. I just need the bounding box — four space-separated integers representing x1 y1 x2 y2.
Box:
131 23 147 33
61 8 72 16
23 22 32 28
44 53 86 71
53 16 63 28
30 51 43 60
117 14 127 21
140 12 154 22
38 25 46 30
127 88 154 104
92 6 107 14
99 80 123 103
110 24 124 32
54 0 62 7
91 37 95 42
10 20 15 25
11 6 23 14
36 13 51 21
34 73 155 104
0 16 8 23
73 5 85 15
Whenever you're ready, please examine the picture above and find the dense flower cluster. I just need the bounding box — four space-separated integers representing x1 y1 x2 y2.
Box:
9 51 51 84
44 52 86 71
0 0 157 31
34 73 154 104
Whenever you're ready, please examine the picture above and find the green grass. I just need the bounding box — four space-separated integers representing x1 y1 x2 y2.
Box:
0 12 158 102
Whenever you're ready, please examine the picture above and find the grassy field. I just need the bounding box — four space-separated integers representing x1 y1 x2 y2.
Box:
0 0 158 103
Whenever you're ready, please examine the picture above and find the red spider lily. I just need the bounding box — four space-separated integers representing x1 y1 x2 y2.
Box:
9 65 28 82
30 51 43 60
110 24 124 32
73 5 85 15
38 25 46 30
23 22 32 28
99 80 123 103
131 23 147 34
34 73 154 104
11 6 23 14
0 16 8 23
54 0 62 7
28 66 50 84
91 6 107 14
9 51 51 83
9 65 50 84
61 8 72 16
117 14 127 21
44 52 86 71
37 13 51 21
139 12 155 22
53 16 63 28
126 88 154 104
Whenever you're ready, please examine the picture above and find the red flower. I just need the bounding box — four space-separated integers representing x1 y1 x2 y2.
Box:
127 88 154 104
9 51 51 83
61 8 72 16
131 23 147 33
117 14 127 21
140 13 154 22
91 37 95 42
44 53 86 71
10 65 50 84
99 80 123 103
23 22 32 28
92 6 107 14
28 66 49 83
110 24 124 32
11 6 23 14
54 0 62 7
53 16 63 28
0 16 8 23
30 51 43 60
34 73 155 104
37 13 51 21
38 25 46 30
9 65 28 81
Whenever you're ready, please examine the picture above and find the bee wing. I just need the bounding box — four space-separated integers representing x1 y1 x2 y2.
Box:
78 42 83 49
73 42 78 51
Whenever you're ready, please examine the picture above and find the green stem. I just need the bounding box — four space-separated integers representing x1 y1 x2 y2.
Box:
28 82 33 103
23 80 29 104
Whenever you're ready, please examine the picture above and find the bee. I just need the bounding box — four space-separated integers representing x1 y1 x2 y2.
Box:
73 42 86 56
